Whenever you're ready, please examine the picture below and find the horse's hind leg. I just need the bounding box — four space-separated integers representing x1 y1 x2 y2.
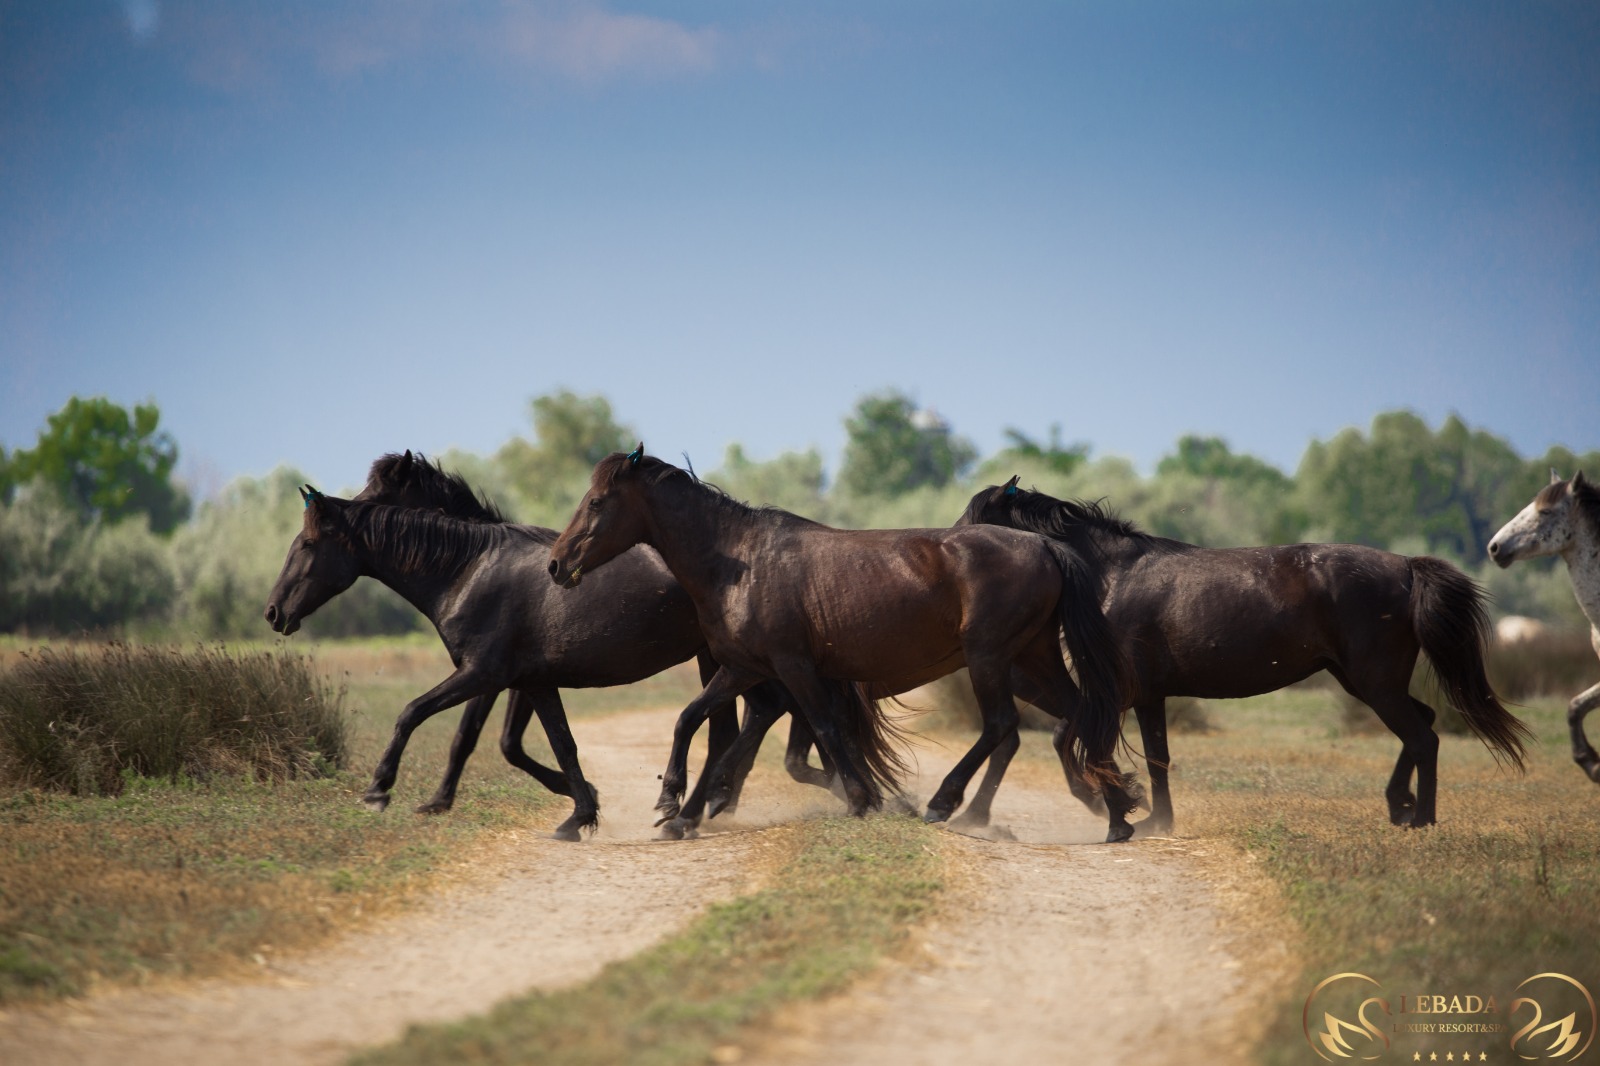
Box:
365 667 494 811
1133 699 1174 835
772 658 880 817
1568 679 1600 783
782 707 833 789
925 659 1020 824
522 686 599 841
495 688 580 797
416 691 497 814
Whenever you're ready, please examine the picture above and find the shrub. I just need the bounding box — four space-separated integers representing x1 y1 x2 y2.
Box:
1486 629 1599 702
0 643 347 795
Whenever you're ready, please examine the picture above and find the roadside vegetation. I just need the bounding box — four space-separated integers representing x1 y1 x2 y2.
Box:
352 813 945 1066
0 640 566 1004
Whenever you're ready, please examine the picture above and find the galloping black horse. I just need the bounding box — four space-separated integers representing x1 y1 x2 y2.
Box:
262 457 822 840
548 447 1138 842
346 451 832 834
959 478 1532 831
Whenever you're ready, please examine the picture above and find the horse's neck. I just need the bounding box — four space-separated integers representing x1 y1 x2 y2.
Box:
1562 517 1600 628
352 524 480 623
642 482 748 601
1088 526 1148 569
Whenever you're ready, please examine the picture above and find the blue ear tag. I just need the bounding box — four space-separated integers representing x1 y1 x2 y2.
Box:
303 486 323 510
1004 484 1017 496
627 448 641 464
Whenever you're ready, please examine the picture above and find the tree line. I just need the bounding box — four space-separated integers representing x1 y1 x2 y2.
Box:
2 391 1595 638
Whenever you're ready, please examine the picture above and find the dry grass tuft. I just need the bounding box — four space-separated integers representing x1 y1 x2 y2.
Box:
0 643 347 795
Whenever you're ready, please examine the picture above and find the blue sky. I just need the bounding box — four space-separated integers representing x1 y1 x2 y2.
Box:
2 1 1596 495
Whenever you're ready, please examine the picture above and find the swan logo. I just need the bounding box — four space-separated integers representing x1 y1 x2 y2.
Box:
1304 972 1392 1061
1510 973 1596 1061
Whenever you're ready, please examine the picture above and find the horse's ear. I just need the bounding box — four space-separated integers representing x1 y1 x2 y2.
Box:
1003 475 1020 496
627 442 644 466
302 485 325 511
1551 467 1565 485
399 450 414 475
1575 470 1590 490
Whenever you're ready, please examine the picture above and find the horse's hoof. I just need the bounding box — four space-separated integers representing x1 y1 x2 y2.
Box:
923 807 952 824
414 800 451 815
1105 823 1134 844
657 820 686 841
1577 754 1600 783
361 793 391 812
551 823 583 842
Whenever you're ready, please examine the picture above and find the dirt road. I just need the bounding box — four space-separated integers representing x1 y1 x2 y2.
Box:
0 707 1290 1065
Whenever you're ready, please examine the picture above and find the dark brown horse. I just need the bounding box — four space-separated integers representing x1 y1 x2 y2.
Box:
959 478 1532 831
262 466 819 840
346 451 831 835
548 447 1138 841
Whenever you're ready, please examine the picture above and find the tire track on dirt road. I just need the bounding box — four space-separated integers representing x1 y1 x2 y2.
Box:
0 709 1292 1066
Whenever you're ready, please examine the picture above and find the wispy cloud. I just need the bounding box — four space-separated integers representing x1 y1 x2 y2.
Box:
494 4 721 83
168 2 721 95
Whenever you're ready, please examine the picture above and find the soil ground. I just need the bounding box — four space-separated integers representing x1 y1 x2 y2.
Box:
0 706 1292 1065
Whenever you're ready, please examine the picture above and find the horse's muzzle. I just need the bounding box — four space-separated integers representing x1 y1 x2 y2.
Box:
264 603 301 635
547 558 583 588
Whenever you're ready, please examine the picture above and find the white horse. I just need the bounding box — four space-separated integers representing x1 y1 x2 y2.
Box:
1488 470 1600 782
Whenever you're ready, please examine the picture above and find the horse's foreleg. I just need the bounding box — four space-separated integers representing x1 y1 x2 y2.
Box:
1568 680 1600 783
523 687 599 842
715 682 797 814
661 699 740 840
365 667 494 811
415 691 498 814
656 667 757 831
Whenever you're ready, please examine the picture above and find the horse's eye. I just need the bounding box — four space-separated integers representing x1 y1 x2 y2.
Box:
588 497 604 509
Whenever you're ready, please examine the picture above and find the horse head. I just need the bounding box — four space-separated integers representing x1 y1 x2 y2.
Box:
264 487 363 635
549 443 650 587
1488 470 1591 567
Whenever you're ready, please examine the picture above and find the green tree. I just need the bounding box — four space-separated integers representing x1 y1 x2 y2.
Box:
7 397 190 534
838 391 977 499
492 391 636 525
996 424 1089 477
0 484 176 633
708 443 826 516
1296 412 1546 564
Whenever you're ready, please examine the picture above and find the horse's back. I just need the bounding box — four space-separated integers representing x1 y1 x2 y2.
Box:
1116 541 1416 697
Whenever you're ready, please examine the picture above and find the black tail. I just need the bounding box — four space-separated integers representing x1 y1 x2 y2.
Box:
1409 556 1531 771
1045 540 1134 791
833 679 912 809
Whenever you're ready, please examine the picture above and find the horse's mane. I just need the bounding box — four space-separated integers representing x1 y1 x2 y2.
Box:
997 489 1194 556
595 452 821 528
362 452 508 524
1567 473 1600 537
311 499 543 575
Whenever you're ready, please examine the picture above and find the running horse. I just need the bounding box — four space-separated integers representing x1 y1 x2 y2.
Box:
958 477 1532 831
263 455 822 840
547 447 1138 842
1489 470 1600 783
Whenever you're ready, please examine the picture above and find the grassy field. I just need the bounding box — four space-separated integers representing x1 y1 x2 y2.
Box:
5 633 1597 1066
0 636 697 1004
1093 683 1599 1063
